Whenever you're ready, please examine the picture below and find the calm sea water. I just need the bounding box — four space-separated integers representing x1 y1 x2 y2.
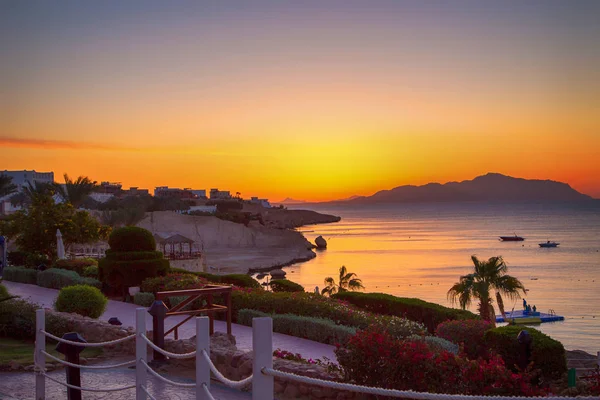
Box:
267 203 600 353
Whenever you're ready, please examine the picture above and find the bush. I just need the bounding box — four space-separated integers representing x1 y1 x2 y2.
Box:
37 268 101 290
238 309 356 345
2 266 38 284
108 226 156 252
140 273 207 294
231 290 426 338
0 284 9 299
269 279 305 292
26 253 50 268
103 250 163 261
407 335 459 355
55 285 107 319
484 325 567 381
0 299 74 340
83 265 99 278
7 251 28 266
336 327 543 396
436 319 493 359
334 291 478 333
133 292 155 307
219 274 260 289
53 258 98 275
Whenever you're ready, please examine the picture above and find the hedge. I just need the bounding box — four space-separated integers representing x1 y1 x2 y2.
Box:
99 258 170 291
2 266 39 284
237 309 356 345
334 291 478 333
269 279 305 292
53 258 98 275
0 284 9 299
83 265 99 278
55 285 108 319
37 268 101 290
103 250 163 261
0 298 74 340
140 273 206 294
134 292 155 307
436 319 493 359
231 290 426 338
169 268 261 289
484 325 567 380
108 226 156 252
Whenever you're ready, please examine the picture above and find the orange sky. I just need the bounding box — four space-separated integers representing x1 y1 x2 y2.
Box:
2 2 599 201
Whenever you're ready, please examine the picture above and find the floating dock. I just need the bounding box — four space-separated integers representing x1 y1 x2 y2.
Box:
495 310 565 324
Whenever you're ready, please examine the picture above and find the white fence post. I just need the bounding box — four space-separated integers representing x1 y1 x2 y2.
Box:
196 317 210 400
35 309 45 400
136 308 147 400
252 317 273 400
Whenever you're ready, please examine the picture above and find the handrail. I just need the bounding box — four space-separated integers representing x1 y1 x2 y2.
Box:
42 373 135 392
156 285 232 299
262 367 600 400
140 359 196 388
41 330 135 347
201 383 216 400
200 349 253 389
140 333 197 359
41 351 136 370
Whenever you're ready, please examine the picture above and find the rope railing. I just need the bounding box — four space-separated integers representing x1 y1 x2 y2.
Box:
140 359 196 388
41 351 136 370
42 373 136 393
262 368 600 400
140 333 197 359
142 386 158 400
41 330 135 347
200 349 253 389
201 383 217 400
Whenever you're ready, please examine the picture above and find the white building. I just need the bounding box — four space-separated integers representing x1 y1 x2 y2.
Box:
250 197 271 208
209 188 231 200
190 189 207 199
1 170 54 189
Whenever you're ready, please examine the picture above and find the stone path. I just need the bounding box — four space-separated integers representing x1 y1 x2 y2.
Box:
2 281 336 362
0 358 251 399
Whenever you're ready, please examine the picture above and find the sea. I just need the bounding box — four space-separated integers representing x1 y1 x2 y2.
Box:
260 202 600 354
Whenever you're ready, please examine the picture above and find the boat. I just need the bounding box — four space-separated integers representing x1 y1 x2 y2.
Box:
500 234 525 242
539 241 559 248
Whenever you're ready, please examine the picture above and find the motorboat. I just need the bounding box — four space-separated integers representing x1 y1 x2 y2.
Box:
500 234 525 242
539 241 559 248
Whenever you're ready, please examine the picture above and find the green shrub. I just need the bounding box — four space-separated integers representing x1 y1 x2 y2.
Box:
2 266 39 284
83 265 99 278
407 335 459 355
55 285 107 319
269 279 304 292
219 274 260 289
0 284 9 299
484 325 567 380
334 291 478 333
103 250 163 261
140 273 206 294
133 292 155 307
436 319 493 359
37 268 80 289
238 309 356 345
26 253 50 268
231 290 426 338
53 258 98 275
0 299 73 340
108 227 156 252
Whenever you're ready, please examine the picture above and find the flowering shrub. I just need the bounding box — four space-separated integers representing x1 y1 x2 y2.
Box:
141 273 207 294
335 327 544 396
581 366 600 395
408 335 459 355
436 319 493 359
273 349 315 363
231 290 426 338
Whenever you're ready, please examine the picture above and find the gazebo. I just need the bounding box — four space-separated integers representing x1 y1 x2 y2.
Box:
158 234 195 259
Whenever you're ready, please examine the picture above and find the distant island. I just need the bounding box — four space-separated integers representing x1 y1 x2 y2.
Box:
326 173 597 205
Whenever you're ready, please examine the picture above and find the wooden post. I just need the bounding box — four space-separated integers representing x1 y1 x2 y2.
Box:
136 308 147 400
55 333 87 400
207 294 214 334
226 291 232 335
252 317 273 400
196 317 210 400
147 301 167 360
35 309 45 400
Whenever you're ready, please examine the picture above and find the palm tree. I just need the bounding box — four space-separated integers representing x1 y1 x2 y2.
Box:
54 174 97 208
0 175 17 198
22 181 56 205
321 265 365 296
447 256 526 324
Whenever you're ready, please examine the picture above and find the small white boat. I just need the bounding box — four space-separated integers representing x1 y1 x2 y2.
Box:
539 241 559 248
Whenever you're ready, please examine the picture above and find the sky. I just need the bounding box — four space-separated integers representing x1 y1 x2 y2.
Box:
2 1 599 201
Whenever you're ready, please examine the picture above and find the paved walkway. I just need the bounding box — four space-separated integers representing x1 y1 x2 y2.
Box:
0 358 251 399
3 281 336 362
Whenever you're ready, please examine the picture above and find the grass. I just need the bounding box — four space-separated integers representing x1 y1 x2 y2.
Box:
0 337 103 366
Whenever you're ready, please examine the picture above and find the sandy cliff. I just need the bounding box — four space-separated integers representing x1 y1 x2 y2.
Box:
242 204 341 229
137 211 316 273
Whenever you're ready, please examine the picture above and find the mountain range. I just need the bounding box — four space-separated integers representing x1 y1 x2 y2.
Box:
327 173 597 205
